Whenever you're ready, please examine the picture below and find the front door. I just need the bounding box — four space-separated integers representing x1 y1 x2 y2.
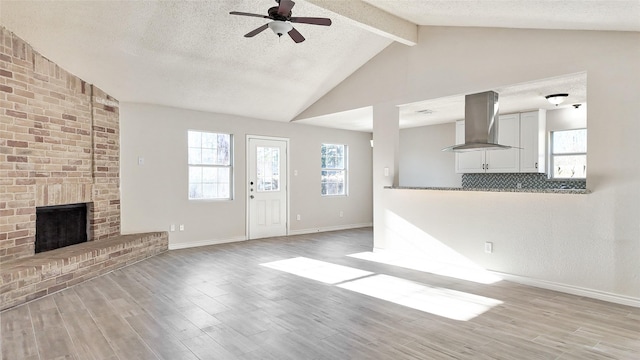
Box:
247 137 288 239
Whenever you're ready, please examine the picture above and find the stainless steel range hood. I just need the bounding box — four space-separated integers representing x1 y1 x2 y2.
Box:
442 91 511 152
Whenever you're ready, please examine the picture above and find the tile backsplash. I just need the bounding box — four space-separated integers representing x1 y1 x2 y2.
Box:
462 173 586 189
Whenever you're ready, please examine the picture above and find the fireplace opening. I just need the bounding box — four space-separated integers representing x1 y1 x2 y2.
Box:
35 203 88 253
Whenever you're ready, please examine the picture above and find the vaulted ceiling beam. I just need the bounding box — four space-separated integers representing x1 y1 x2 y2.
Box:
306 0 417 46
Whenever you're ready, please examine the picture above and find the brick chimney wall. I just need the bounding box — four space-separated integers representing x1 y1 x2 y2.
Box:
0 27 120 262
90 86 120 241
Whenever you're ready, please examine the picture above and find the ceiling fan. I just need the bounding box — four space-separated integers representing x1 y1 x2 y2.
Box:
230 0 332 43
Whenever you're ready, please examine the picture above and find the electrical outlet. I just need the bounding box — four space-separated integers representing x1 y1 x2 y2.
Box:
179 224 185 231
138 157 144 165
339 211 343 217
484 242 493 253
170 224 175 232
294 170 298 176
296 214 301 221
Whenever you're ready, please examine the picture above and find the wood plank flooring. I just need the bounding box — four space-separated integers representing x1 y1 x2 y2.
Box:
2 228 639 359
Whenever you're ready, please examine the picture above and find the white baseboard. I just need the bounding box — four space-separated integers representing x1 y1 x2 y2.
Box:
492 271 640 308
168 223 372 250
288 223 373 236
169 236 247 250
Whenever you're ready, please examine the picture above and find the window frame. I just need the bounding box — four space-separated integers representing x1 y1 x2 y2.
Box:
187 130 234 200
321 143 348 196
549 128 587 180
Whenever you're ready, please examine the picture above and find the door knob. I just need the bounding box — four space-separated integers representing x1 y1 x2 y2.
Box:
250 195 254 199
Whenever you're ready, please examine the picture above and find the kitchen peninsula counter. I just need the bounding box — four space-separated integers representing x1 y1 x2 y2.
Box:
385 186 590 194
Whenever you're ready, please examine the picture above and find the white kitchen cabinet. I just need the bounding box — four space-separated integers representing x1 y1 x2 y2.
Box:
455 114 520 173
486 114 520 172
519 110 546 173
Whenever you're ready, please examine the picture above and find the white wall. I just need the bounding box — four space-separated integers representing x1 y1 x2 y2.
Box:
301 27 640 304
399 122 461 187
120 103 372 248
546 106 587 132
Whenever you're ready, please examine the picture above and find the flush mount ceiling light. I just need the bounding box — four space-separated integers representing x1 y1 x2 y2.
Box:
545 93 569 106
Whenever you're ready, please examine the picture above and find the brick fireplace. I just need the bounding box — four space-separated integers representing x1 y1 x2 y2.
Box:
1 27 168 310
0 27 121 261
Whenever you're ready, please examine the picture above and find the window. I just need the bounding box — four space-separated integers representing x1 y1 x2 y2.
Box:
321 143 347 196
550 129 587 179
188 130 232 199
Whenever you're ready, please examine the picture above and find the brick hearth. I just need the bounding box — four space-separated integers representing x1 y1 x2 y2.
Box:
0 232 168 311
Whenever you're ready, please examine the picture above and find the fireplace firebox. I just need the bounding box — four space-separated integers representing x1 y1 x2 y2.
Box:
35 203 88 253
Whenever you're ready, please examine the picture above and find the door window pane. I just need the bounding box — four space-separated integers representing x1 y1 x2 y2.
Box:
257 146 280 192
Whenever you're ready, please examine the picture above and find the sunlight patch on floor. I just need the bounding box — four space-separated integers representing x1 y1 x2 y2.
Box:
348 251 502 284
338 274 503 321
260 257 373 284
261 257 502 321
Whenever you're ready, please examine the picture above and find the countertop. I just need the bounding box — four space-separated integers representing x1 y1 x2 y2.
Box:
384 186 591 194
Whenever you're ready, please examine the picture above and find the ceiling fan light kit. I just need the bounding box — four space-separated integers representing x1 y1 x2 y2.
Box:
230 0 332 43
268 21 293 37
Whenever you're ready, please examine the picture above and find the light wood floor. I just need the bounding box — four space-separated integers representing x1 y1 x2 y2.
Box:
2 228 639 359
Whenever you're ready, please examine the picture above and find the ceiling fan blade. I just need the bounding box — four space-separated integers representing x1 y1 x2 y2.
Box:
288 27 305 43
278 0 295 16
230 11 271 19
244 24 269 38
289 17 332 26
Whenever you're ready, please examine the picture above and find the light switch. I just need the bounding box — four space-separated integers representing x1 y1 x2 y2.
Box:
384 167 389 177
138 157 144 165
179 224 184 231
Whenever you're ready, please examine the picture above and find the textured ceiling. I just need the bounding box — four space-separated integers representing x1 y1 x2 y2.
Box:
0 0 391 122
363 0 640 31
0 1 636 128
296 73 587 131
398 72 587 129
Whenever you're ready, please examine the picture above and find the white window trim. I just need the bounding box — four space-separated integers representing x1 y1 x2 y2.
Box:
188 130 234 200
549 128 587 180
321 143 348 197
